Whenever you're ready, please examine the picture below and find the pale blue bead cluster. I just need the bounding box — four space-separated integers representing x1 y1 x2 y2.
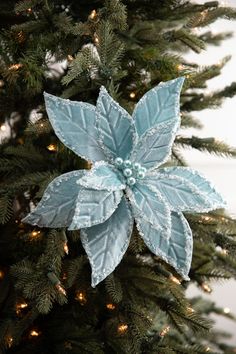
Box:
114 157 147 186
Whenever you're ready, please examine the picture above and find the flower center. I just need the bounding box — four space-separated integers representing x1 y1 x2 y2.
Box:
114 157 146 186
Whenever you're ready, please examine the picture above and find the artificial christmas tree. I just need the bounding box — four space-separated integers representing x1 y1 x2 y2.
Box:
1 1 236 353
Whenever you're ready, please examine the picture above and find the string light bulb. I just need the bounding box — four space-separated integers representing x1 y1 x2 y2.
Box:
16 31 25 43
67 55 74 62
160 326 170 337
60 231 69 255
205 347 211 352
129 92 136 99
47 144 57 151
56 283 67 295
89 9 97 20
200 10 208 20
202 215 211 221
117 323 128 334
94 34 99 44
106 303 116 310
5 335 13 348
63 243 69 255
8 63 23 71
47 271 67 296
75 290 87 305
0 124 6 131
31 230 40 237
187 306 195 314
201 282 212 294
0 270 4 280
169 275 181 285
177 64 184 71
29 329 40 337
223 307 230 314
16 301 28 315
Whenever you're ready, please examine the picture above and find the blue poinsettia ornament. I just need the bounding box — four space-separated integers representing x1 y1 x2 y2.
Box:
23 77 225 287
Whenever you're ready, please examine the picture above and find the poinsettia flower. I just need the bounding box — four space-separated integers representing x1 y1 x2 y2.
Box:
22 77 225 287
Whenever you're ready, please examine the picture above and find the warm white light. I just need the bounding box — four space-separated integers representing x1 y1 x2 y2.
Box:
106 303 116 310
89 10 97 19
117 323 128 334
223 307 230 314
160 326 170 337
129 92 136 99
47 144 57 151
177 64 184 71
64 242 69 254
169 275 181 285
30 330 40 337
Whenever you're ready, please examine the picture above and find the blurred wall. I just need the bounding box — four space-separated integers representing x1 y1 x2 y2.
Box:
186 1 236 344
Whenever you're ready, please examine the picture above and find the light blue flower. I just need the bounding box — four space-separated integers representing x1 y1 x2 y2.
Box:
22 77 225 287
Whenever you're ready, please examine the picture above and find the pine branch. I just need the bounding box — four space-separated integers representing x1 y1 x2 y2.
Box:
103 0 128 31
200 30 233 46
0 196 13 224
181 114 203 129
171 148 188 166
187 7 236 28
15 0 43 13
164 28 206 53
62 45 100 85
11 230 67 314
66 256 87 288
96 20 125 78
105 274 123 303
175 136 236 158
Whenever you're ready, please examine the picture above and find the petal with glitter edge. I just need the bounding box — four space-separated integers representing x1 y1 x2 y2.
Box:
22 170 85 228
136 211 192 280
69 188 123 230
133 77 185 137
96 86 136 161
44 92 106 163
127 183 171 238
77 161 126 191
155 167 226 212
130 120 178 170
81 197 133 287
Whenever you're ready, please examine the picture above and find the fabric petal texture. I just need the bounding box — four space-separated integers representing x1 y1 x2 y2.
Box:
22 170 85 228
96 86 136 161
133 77 185 137
156 167 226 212
44 92 106 163
130 120 178 170
127 183 171 236
136 211 192 280
77 161 125 191
69 188 123 230
80 197 133 287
